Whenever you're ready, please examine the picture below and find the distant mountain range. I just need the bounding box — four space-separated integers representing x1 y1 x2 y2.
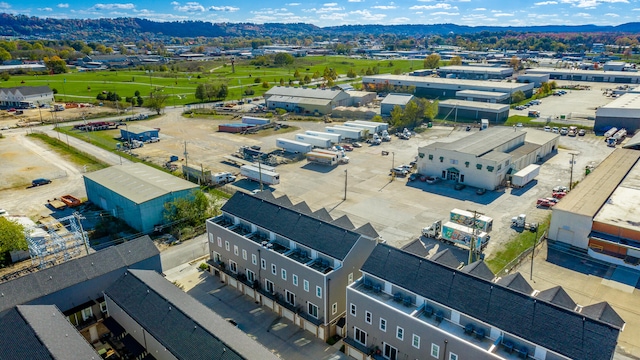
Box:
2 13 640 41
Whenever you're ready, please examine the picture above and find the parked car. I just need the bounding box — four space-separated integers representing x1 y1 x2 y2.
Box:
544 126 551 132
391 167 408 177
32 178 52 186
578 129 586 136
552 191 567 199
568 130 577 137
552 127 559 133
408 173 419 181
536 198 556 208
351 142 362 148
553 185 568 192
342 144 353 151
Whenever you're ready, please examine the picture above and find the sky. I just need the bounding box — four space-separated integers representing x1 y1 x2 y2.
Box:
1 0 640 27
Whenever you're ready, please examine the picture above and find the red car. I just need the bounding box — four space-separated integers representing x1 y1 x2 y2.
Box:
537 198 556 208
552 191 567 199
342 144 353 151
7 108 16 112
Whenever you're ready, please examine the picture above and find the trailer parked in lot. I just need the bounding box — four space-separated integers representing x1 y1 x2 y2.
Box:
511 164 540 188
342 122 378 136
276 138 313 154
305 130 341 144
240 165 280 185
241 116 271 125
449 208 493 232
352 120 388 133
310 149 349 164
295 134 332 149
306 151 339 166
422 220 490 250
325 126 364 140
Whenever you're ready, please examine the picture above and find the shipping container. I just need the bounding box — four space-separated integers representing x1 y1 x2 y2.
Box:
342 121 378 136
511 164 540 188
242 116 271 125
275 138 313 154
325 126 364 140
305 130 341 144
294 134 332 149
240 165 280 185
353 120 389 133
306 151 339 166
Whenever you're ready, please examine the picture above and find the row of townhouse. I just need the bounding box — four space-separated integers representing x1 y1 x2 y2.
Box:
207 191 625 360
206 191 379 340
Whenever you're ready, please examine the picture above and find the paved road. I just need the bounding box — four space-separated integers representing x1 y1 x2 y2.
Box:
160 233 209 271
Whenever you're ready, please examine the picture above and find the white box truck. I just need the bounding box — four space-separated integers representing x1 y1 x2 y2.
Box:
343 122 378 135
305 130 341 144
275 138 313 154
306 151 339 166
242 116 270 125
450 208 493 232
211 172 236 185
295 134 332 149
325 126 364 140
240 165 280 185
353 120 388 133
511 164 540 188
442 221 490 250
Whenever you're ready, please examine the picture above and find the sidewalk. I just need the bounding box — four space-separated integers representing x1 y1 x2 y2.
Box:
164 263 349 360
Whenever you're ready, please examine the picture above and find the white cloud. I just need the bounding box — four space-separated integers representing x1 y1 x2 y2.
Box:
388 16 411 23
409 3 457 10
38 7 53 11
575 12 592 16
473 7 486 10
534 1 558 5
372 5 397 9
604 12 619 16
348 0 363 2
0 1 10 8
317 5 345 13
286 2 300 5
209 6 239 12
93 3 135 10
431 11 459 15
323 2 338 6
57 3 69 8
172 1 205 12
349 9 386 21
494 12 514 16
560 0 628 8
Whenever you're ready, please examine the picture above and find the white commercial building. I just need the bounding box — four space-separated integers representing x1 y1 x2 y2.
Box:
594 92 640 133
416 128 559 190
0 86 54 108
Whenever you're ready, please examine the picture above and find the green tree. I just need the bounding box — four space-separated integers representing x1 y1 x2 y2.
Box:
146 89 168 115
274 53 294 66
449 56 462 66
371 115 383 122
0 47 11 62
390 105 405 128
0 217 26 265
511 90 526 104
303 75 311 84
347 68 357 78
293 69 300 78
423 53 441 69
163 190 219 228
262 81 270 89
136 96 144 107
195 84 206 102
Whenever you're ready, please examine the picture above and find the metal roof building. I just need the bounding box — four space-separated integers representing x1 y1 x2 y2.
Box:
595 92 640 132
264 86 351 115
549 148 640 268
438 99 510 122
380 93 415 116
83 163 198 232
437 65 514 80
525 68 640 84
362 74 534 99
455 89 510 103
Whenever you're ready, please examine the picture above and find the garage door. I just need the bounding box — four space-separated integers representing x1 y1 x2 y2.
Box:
557 228 575 246
347 347 364 360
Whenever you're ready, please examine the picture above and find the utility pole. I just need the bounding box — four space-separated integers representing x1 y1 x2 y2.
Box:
569 153 577 190
257 160 264 191
343 169 347 200
74 212 90 256
184 141 189 181
530 226 539 281
467 209 484 265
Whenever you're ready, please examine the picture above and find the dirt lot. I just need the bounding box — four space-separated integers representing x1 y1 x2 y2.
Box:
0 105 116 129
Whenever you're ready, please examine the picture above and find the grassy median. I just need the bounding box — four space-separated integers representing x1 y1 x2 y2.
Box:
28 132 109 170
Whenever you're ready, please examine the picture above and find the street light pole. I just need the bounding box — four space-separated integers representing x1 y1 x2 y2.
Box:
530 226 539 281
569 153 577 190
343 169 347 200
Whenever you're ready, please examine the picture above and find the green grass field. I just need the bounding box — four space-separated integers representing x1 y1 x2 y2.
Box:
27 132 109 170
1 57 420 107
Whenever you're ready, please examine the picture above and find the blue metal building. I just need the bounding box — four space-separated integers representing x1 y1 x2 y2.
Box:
120 125 160 143
83 163 198 232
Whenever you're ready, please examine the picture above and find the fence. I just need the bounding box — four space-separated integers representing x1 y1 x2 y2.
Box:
494 231 547 278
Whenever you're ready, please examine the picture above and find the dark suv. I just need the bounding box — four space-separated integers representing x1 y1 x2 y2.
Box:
32 178 52 186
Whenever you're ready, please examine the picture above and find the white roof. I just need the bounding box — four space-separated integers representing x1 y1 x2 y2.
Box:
364 74 532 92
438 99 510 112
596 93 640 118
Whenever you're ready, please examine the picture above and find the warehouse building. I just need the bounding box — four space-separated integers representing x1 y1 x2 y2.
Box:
437 65 514 80
594 92 640 132
381 93 415 117
264 86 351 115
83 163 198 232
438 99 510 123
517 73 550 87
362 74 534 99
345 90 376 106
0 86 54 108
119 124 160 143
416 128 559 190
549 149 640 269
455 89 510 103
525 68 640 83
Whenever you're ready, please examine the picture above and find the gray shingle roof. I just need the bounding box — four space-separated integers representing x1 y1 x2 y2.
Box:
0 305 100 360
332 215 355 229
460 261 495 281
311 208 333 222
291 201 312 215
221 192 362 260
581 302 626 329
536 286 577 310
495 272 534 295
105 269 280 360
0 236 159 313
355 223 379 239
429 249 462 269
361 244 622 360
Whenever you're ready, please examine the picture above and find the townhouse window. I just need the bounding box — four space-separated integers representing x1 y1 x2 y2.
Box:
217 236 222 247
412 334 420 349
242 249 247 260
246 269 255 283
497 164 502 171
209 234 213 243
285 290 295 306
431 344 440 358
81 307 93 321
332 302 337 315
383 343 398 360
316 286 322 298
281 269 287 281
261 258 266 270
271 264 277 275
428 154 433 160
449 353 458 360
465 161 470 168
308 302 318 318
439 156 444 163
379 318 387 332
348 272 353 284
350 303 356 316
265 279 274 294
476 164 482 170
234 245 239 256
213 252 222 263
450 159 458 165
487 165 494 172
365 311 372 324
252 254 257 265
99 301 107 314
303 280 309 292
225 241 230 251
229 260 238 274
396 326 404 341
354 327 367 346
292 274 298 286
